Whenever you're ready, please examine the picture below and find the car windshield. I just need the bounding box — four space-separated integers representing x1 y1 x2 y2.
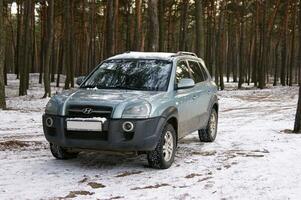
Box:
81 59 172 91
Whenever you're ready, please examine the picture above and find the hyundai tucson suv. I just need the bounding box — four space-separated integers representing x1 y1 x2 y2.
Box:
43 51 218 169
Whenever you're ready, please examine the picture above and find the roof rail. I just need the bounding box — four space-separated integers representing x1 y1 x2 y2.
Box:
174 51 198 57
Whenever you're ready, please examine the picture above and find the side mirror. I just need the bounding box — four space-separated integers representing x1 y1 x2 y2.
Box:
177 78 195 90
76 76 85 86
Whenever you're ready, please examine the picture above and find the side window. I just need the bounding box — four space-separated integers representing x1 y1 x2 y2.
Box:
176 60 191 83
188 61 205 83
199 62 209 80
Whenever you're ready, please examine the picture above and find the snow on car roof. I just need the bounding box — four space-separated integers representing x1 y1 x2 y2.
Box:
107 52 177 60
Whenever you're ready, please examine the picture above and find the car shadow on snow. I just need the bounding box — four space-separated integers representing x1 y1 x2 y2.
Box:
42 135 207 170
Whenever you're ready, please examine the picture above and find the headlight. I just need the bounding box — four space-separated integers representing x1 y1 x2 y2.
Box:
122 101 151 119
45 100 58 115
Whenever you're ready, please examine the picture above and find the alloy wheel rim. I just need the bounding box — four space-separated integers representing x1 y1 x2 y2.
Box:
162 131 174 162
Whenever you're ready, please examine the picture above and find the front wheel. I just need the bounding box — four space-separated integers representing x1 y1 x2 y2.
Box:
199 109 218 142
147 123 176 169
50 143 79 160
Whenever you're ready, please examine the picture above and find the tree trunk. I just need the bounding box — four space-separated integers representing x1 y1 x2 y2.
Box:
39 2 46 84
238 4 245 89
15 0 21 79
64 0 73 89
104 0 118 58
289 4 296 86
298 0 301 86
195 0 204 57
179 0 189 51
19 0 33 96
294 85 301 133
293 0 301 133
0 0 6 108
132 0 142 51
56 40 63 87
43 0 54 98
273 42 280 86
158 0 165 52
147 0 159 52
280 1 290 86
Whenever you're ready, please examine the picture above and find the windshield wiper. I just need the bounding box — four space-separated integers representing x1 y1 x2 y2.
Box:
82 84 151 91
81 85 97 89
113 85 151 91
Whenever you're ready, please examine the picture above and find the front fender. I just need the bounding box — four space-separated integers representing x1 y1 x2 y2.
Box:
161 106 178 120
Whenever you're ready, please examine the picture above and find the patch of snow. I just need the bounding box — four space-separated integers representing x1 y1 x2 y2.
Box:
0 74 300 200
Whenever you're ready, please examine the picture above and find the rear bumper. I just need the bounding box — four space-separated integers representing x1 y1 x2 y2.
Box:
42 114 165 152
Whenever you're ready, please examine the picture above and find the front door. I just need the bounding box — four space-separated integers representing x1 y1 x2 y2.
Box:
174 60 196 138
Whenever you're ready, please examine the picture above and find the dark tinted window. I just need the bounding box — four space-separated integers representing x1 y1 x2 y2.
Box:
188 61 205 83
82 59 172 91
176 60 191 83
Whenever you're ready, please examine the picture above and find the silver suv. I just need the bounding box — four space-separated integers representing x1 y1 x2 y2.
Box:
43 52 218 169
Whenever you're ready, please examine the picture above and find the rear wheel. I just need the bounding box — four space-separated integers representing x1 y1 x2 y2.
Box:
199 109 218 142
147 123 176 169
50 143 79 159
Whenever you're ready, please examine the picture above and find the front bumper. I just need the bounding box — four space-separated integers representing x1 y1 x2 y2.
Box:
42 114 165 152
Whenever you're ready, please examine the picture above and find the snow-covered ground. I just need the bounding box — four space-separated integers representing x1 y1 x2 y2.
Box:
0 74 300 200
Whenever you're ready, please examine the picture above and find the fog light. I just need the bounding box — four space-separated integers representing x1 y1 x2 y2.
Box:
122 121 134 132
45 117 54 128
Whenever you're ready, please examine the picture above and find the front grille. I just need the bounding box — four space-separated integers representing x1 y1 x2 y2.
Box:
67 105 113 118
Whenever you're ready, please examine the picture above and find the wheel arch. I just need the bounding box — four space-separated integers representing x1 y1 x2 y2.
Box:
161 107 179 145
205 95 219 125
212 103 219 114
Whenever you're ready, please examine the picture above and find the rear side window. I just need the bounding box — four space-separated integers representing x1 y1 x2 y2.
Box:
188 61 205 83
176 60 191 83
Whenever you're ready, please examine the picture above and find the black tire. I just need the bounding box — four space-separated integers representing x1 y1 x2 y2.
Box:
199 109 218 142
147 123 176 169
50 143 79 160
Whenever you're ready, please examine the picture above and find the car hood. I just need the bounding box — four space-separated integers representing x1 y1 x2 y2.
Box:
50 88 166 116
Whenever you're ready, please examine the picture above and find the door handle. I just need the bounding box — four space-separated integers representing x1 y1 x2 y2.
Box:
192 95 197 100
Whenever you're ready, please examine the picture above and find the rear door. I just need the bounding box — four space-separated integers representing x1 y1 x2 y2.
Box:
188 60 211 130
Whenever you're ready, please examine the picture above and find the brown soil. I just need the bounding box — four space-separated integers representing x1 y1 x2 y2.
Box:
115 171 143 177
59 190 94 199
185 173 202 179
87 182 106 189
0 140 45 151
131 183 170 190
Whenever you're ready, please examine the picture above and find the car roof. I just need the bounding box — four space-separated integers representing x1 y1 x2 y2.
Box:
107 51 201 61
